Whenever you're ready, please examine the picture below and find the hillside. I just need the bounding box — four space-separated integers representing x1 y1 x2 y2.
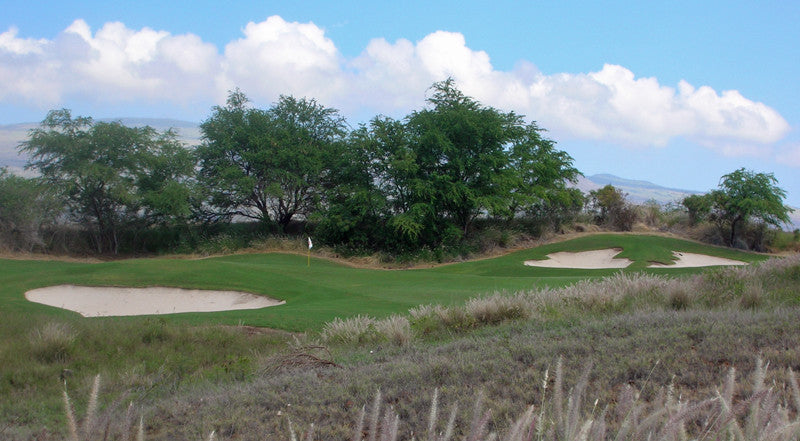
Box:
573 173 702 205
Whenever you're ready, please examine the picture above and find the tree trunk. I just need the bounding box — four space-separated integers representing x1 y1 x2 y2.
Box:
729 216 742 247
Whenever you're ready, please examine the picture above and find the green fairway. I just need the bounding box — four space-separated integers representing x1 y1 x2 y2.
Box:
0 234 765 331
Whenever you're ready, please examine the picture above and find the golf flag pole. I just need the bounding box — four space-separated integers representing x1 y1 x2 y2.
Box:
307 237 312 267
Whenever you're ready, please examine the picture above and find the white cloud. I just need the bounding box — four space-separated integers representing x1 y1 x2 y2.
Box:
348 35 789 152
219 16 346 104
0 19 218 106
0 17 792 161
0 26 47 55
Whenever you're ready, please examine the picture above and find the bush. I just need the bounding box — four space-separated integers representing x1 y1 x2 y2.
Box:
29 322 77 364
321 315 412 346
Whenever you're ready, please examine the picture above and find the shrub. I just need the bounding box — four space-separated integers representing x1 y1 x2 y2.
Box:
464 293 531 325
666 285 692 310
321 315 412 346
29 322 77 364
373 316 412 347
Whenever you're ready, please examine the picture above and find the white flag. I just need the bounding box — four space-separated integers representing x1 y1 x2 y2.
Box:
308 237 313 249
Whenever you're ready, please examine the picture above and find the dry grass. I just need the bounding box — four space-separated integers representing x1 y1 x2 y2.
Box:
83 358 800 440
340 358 800 441
29 322 77 364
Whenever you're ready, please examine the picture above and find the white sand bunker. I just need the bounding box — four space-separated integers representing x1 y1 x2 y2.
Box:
648 252 748 268
25 285 284 317
524 248 633 269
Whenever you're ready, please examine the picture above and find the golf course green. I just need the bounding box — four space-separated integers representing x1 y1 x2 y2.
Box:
0 234 765 331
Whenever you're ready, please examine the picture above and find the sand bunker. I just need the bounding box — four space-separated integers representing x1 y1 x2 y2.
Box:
524 248 633 269
524 248 749 269
648 252 748 268
25 285 284 317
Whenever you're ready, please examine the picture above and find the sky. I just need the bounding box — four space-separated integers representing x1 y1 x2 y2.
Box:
1 0 798 206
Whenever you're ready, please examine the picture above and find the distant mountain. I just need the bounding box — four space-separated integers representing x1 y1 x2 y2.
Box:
574 173 702 205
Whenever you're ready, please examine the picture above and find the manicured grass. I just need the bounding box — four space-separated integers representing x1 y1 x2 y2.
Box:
0 234 765 331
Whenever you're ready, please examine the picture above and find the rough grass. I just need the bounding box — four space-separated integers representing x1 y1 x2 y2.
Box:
0 317 292 438
124 307 800 440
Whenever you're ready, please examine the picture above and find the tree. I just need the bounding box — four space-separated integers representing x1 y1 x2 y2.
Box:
316 79 584 252
266 95 347 229
682 194 712 226
709 168 790 247
588 185 637 231
19 109 196 253
313 125 390 250
197 90 346 231
0 168 61 251
508 122 582 229
404 79 521 240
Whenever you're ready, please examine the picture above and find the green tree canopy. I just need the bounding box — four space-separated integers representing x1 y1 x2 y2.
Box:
682 194 712 226
405 79 521 238
709 168 790 247
317 79 581 251
197 90 346 231
0 168 61 251
588 185 637 231
19 109 196 253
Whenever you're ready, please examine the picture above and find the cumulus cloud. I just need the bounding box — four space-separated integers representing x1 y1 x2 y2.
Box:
0 26 46 55
0 19 218 106
0 16 792 160
219 16 346 104
349 33 789 151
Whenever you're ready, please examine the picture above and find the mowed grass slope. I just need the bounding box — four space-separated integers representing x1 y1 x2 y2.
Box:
0 234 763 330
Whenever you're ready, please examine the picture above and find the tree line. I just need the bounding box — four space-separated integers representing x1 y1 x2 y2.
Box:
0 80 792 256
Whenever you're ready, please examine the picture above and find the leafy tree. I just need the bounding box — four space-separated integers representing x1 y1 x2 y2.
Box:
197 90 346 231
196 90 268 223
266 95 347 228
508 122 582 229
404 79 521 241
588 185 637 231
313 126 390 250
318 80 583 252
708 168 790 247
0 168 61 251
682 194 712 226
19 109 196 253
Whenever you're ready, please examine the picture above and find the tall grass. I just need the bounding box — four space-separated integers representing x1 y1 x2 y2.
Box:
345 358 800 440
68 360 800 441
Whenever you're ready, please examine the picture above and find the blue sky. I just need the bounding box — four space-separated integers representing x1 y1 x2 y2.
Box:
1 0 798 206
